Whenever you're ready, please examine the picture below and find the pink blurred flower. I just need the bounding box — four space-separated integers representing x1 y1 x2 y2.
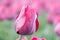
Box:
31 36 38 40
16 37 27 40
43 0 60 12
47 12 55 24
54 16 60 36
47 6 60 24
31 36 46 40
54 23 60 36
0 5 6 21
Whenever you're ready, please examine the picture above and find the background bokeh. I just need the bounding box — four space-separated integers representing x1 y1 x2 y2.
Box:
0 11 59 40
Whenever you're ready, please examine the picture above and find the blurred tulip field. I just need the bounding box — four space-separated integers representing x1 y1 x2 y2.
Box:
0 0 60 40
0 11 59 40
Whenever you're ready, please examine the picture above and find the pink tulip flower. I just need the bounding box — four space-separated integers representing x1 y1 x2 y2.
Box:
15 5 39 35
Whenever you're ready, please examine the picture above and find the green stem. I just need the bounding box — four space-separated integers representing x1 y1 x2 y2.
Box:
19 35 24 40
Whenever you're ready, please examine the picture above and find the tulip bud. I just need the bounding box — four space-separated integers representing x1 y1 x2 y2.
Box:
15 5 39 35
